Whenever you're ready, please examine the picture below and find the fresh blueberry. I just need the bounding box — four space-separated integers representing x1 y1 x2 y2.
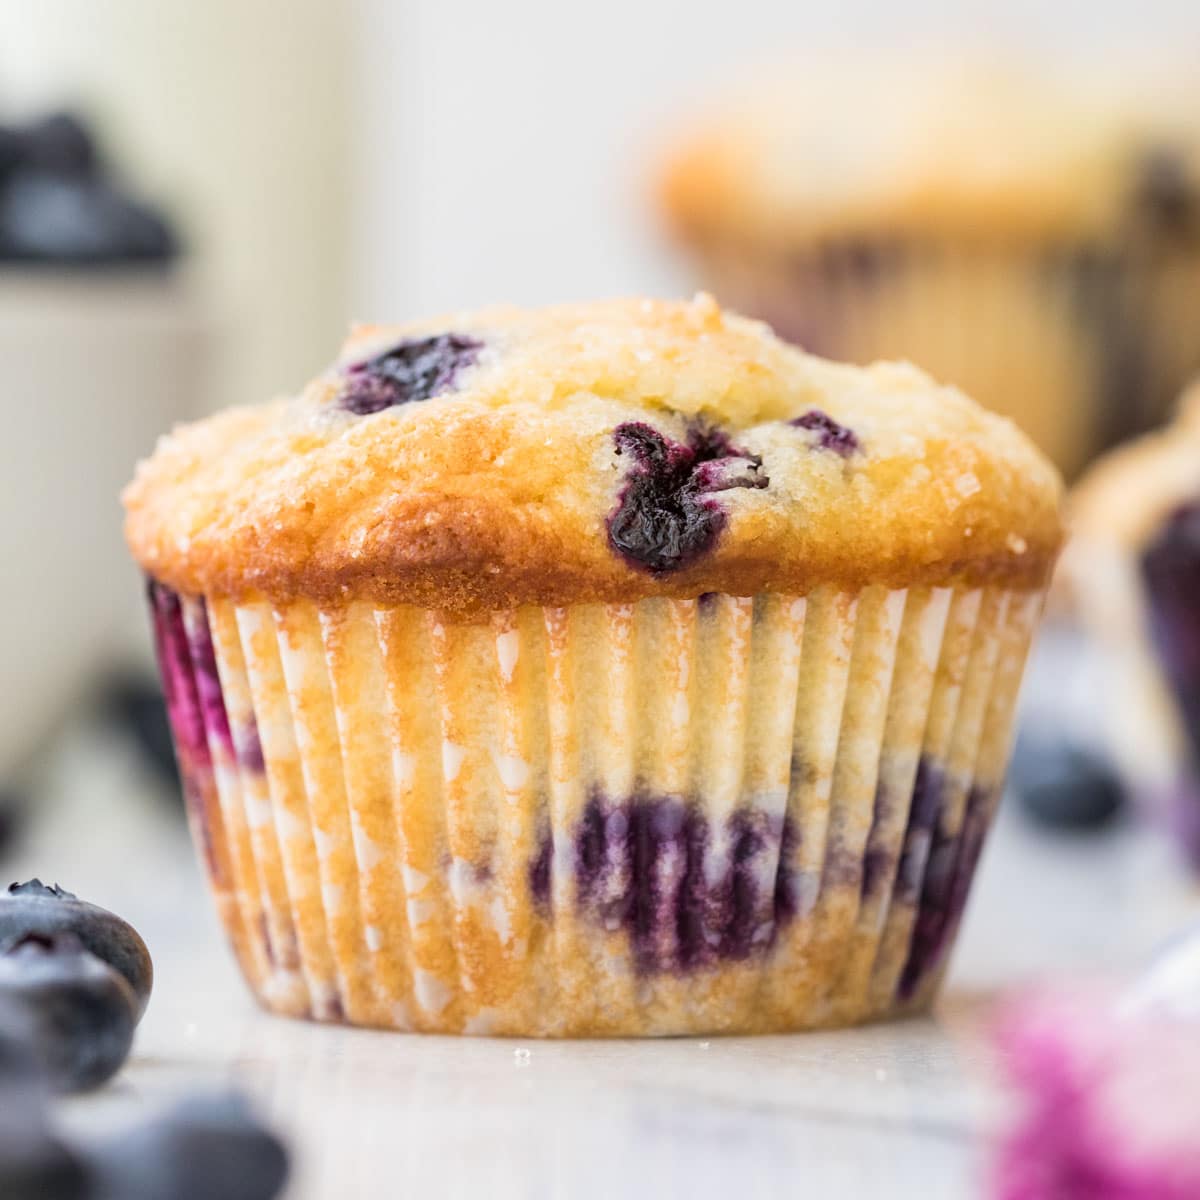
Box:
0 931 137 1092
0 1001 88 1199
339 333 482 414
789 410 860 457
1 880 153 1019
606 422 767 573
0 172 177 264
90 1092 290 1200
21 113 99 178
0 1115 88 1200
0 126 26 185
1009 735 1126 830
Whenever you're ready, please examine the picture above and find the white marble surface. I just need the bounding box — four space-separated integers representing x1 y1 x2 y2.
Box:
8 720 1200 1200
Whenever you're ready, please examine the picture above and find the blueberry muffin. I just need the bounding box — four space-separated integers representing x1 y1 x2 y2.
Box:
658 57 1200 479
124 295 1062 1035
1070 383 1200 868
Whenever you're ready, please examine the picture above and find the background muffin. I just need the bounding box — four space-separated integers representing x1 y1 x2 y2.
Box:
658 57 1200 479
1070 382 1200 867
124 295 1061 1035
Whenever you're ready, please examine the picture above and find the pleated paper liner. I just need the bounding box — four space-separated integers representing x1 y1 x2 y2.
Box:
148 580 1042 1036
699 241 1200 480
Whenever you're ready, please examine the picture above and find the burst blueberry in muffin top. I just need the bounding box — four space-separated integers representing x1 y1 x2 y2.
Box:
124 294 1061 618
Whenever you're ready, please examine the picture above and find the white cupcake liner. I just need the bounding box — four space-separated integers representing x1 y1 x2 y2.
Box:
148 580 1042 1036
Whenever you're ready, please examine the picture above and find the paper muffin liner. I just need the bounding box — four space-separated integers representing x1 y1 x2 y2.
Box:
147 580 1042 1036
1069 527 1200 871
699 241 1200 479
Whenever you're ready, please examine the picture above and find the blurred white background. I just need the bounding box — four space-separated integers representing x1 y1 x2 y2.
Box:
354 0 1200 319
5 0 1200 396
1 0 1200 774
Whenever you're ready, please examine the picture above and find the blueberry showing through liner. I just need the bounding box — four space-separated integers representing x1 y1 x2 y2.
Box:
606 422 767 573
0 932 137 1092
1 880 153 1019
531 788 798 974
1009 734 1125 831
1142 503 1200 762
339 333 482 414
90 1092 290 1200
789 409 860 457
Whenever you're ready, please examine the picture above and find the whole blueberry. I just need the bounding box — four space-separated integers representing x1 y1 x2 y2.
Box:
0 172 177 264
90 1092 290 1200
21 112 98 178
1009 735 1126 831
0 1000 91 1199
0 932 138 1092
0 126 27 185
1 880 153 1018
0 1120 88 1200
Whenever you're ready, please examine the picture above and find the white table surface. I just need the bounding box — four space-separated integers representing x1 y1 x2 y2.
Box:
9 718 1199 1200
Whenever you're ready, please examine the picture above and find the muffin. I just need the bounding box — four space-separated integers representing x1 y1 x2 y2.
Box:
123 294 1062 1035
1070 383 1200 868
658 57 1200 479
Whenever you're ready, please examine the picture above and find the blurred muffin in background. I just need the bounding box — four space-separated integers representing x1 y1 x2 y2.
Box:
657 56 1200 479
1069 381 1200 868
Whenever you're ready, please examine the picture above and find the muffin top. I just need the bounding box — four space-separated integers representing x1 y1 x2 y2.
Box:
1072 382 1200 551
659 57 1200 246
124 294 1062 618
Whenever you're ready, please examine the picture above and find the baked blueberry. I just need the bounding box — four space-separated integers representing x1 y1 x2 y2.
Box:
789 409 860 457
339 333 482 414
0 931 137 1092
1 880 153 1018
606 422 767 573
537 789 797 974
90 1092 289 1200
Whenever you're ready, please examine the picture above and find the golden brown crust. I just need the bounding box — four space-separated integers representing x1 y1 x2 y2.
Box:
124 295 1063 617
657 57 1200 248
